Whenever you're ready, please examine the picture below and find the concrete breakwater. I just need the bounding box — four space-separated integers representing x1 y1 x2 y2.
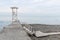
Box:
0 23 60 40
0 21 31 40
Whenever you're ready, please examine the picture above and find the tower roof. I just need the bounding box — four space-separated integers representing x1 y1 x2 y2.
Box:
11 7 18 9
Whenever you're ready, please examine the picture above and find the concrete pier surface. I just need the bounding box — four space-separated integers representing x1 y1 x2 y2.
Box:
0 21 31 40
0 21 60 40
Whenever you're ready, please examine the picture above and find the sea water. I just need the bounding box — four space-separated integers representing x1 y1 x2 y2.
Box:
0 21 10 31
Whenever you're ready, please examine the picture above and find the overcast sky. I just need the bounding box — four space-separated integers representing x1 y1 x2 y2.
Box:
0 0 60 24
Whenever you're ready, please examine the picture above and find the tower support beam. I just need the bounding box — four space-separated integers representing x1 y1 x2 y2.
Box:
11 7 18 23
